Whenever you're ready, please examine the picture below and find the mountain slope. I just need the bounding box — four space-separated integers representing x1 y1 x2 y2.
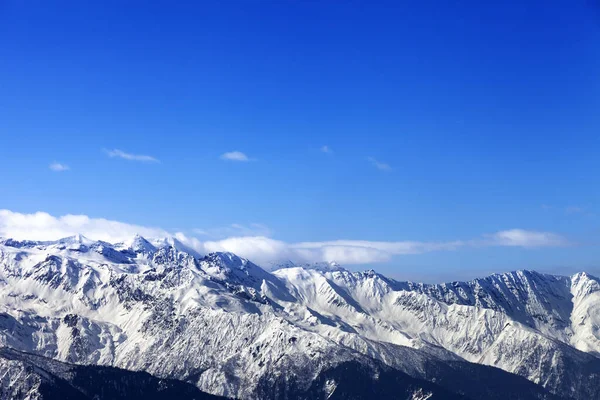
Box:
273 266 600 399
0 236 596 399
0 347 223 400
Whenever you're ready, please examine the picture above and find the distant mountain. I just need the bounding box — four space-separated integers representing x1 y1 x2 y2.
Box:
0 235 598 399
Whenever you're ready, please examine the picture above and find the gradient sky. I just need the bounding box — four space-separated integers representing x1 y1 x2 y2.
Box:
1 1 599 282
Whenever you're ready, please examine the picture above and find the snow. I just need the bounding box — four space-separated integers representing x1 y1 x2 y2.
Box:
0 235 599 398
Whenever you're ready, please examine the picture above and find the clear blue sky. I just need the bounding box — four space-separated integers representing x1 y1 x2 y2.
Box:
1 0 599 281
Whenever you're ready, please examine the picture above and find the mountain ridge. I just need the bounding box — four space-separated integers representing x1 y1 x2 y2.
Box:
0 235 598 399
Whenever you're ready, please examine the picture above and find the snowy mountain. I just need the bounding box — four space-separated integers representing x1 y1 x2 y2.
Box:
0 235 598 399
0 347 223 400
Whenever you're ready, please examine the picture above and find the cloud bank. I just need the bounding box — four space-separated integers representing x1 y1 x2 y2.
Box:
0 210 569 267
0 210 169 243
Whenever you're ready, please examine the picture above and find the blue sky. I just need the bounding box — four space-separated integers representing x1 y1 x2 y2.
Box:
0 0 599 281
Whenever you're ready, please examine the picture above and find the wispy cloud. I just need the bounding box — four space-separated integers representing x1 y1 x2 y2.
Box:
104 149 159 163
193 223 272 238
320 145 332 154
0 210 570 267
542 204 593 217
49 162 69 172
368 157 392 171
484 229 568 248
220 151 253 162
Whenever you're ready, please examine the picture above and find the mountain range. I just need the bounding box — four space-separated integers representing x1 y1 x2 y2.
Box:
0 234 599 399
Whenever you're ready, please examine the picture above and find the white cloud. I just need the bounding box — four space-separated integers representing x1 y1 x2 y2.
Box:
203 236 293 264
485 229 568 247
199 230 567 265
0 210 569 267
220 151 252 162
320 145 332 154
0 209 168 243
105 149 159 163
367 157 392 171
49 162 69 172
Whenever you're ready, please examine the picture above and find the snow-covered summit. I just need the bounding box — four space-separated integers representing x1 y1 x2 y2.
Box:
272 260 346 273
116 233 157 255
0 236 599 399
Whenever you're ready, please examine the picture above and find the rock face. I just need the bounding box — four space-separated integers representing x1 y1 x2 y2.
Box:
0 236 598 399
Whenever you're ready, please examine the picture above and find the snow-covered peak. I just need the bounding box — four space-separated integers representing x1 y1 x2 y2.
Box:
2 236 600 399
272 260 346 273
307 260 345 272
200 252 268 283
57 233 94 245
394 269 575 333
0 234 95 250
571 271 600 297
117 234 157 255
151 236 202 259
205 251 250 269
0 237 44 248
